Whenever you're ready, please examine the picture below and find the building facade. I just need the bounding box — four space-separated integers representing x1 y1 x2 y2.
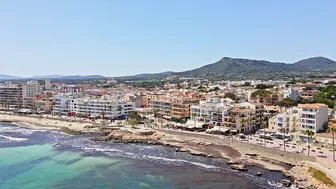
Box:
22 81 40 97
149 95 199 121
37 79 51 90
268 107 300 133
0 85 23 110
52 94 72 115
283 87 298 100
298 103 329 142
68 96 135 118
223 107 256 133
190 97 234 126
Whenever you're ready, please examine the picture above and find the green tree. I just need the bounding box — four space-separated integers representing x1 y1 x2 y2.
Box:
255 84 274 89
128 118 138 129
313 85 336 108
224 92 237 100
243 82 251 86
276 98 297 109
250 89 273 103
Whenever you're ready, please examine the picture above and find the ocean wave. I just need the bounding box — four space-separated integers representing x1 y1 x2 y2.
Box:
0 134 28 141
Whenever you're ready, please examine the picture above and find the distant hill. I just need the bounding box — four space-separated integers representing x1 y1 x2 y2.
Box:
0 74 22 80
0 74 105 80
177 56 336 79
294 57 336 71
116 71 174 80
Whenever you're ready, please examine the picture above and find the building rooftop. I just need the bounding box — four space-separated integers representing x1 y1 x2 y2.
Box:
231 107 254 114
299 103 326 109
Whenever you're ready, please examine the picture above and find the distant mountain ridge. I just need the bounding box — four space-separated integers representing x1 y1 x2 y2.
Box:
1 57 335 80
0 74 105 80
177 56 336 78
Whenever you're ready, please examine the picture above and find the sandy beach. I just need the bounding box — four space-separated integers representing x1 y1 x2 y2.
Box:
1 113 335 188
0 113 95 131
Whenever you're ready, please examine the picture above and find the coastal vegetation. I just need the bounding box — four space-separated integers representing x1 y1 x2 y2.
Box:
308 167 335 186
60 127 82 135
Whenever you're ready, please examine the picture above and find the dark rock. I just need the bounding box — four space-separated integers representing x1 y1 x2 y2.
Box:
279 179 292 187
256 172 262 177
245 153 258 157
231 164 248 171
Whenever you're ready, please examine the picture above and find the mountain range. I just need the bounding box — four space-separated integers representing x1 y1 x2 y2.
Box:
176 56 336 79
119 56 336 80
0 74 105 80
1 56 336 80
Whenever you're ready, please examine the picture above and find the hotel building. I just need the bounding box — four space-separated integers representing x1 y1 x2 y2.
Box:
0 85 23 110
68 96 135 118
190 97 234 126
298 103 328 142
149 94 199 121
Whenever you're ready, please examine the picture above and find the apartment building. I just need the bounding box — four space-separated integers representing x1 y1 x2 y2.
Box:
37 79 51 90
223 107 256 133
298 90 319 99
298 103 329 142
22 96 36 110
239 102 264 130
149 94 199 121
68 96 135 118
22 93 55 111
190 97 234 126
22 81 40 97
283 87 298 100
35 98 53 113
52 94 72 115
268 107 300 133
0 85 23 110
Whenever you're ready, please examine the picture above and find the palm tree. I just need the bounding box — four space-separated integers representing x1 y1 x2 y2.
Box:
305 130 314 156
51 101 56 117
328 127 336 161
191 112 197 128
201 114 208 129
246 117 252 143
216 115 221 135
279 128 287 151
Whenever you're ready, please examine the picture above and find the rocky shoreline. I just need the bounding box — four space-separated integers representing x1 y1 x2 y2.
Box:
1 114 335 188
91 128 336 189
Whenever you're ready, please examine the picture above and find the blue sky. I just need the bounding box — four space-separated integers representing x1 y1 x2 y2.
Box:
0 0 335 77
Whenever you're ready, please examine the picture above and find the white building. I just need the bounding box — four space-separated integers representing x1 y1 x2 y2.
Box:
68 96 135 118
268 107 300 134
190 97 234 126
298 103 328 142
22 81 40 97
283 87 298 100
37 79 51 90
52 94 72 115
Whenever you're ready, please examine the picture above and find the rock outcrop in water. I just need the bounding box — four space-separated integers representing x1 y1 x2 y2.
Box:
91 129 163 144
60 127 82 135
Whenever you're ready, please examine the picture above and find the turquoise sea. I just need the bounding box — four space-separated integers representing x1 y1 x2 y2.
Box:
0 122 287 189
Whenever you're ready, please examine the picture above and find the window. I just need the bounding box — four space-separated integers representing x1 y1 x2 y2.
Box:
306 120 315 124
